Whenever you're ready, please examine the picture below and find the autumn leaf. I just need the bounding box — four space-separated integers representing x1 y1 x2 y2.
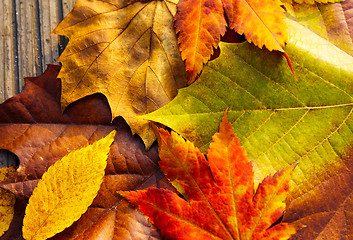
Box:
282 0 339 5
0 167 16 237
174 0 288 83
122 111 298 239
0 65 172 240
51 0 187 148
143 18 353 239
174 0 227 82
283 153 353 239
284 0 353 55
225 0 287 52
22 131 115 240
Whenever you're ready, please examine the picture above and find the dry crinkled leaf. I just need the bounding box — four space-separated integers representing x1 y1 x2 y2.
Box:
0 65 171 240
52 0 187 148
284 152 353 239
0 64 65 124
122 112 298 240
22 131 115 240
0 167 16 237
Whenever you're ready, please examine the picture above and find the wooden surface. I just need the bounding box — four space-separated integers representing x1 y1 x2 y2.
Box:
0 0 76 168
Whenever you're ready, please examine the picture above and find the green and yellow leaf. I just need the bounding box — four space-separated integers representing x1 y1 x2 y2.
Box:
284 1 353 55
142 18 353 238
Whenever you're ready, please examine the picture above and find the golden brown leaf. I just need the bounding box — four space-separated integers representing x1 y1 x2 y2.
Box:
52 0 187 148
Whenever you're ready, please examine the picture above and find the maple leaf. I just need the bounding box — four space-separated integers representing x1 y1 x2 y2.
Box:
22 131 115 240
0 65 173 240
51 0 187 148
121 111 298 240
143 18 353 239
174 0 287 83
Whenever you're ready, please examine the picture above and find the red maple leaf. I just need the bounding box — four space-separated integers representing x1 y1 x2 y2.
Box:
121 111 299 239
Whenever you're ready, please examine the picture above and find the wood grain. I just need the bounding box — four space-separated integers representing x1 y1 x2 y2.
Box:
0 0 76 168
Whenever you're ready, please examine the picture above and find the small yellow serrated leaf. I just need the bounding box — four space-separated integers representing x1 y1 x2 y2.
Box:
23 130 116 240
0 167 16 237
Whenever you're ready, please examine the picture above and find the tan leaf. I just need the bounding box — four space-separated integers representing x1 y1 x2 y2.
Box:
52 0 187 148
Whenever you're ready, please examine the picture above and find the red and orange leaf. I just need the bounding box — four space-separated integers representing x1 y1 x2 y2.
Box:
225 0 287 51
174 0 227 83
122 189 223 240
122 111 298 239
249 167 294 236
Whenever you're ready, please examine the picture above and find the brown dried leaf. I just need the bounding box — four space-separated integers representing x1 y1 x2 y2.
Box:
0 65 172 239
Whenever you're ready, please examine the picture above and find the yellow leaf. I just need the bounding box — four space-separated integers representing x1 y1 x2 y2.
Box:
22 130 116 240
52 0 187 148
0 167 16 237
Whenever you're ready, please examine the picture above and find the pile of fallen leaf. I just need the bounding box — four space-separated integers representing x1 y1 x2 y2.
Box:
1 0 353 239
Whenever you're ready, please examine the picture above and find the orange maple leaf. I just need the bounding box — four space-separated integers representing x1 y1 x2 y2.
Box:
175 0 287 83
174 0 227 83
121 111 299 239
224 0 287 51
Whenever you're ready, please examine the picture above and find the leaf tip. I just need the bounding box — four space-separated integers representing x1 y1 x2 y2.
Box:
157 128 170 146
283 52 297 81
217 108 237 141
105 130 117 144
220 108 232 129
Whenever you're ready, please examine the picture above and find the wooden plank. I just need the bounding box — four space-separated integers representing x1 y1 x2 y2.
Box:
0 0 19 167
0 0 76 168
62 0 75 17
40 0 59 66
0 0 17 103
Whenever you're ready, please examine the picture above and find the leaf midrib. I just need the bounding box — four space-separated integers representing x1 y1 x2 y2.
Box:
248 171 289 239
140 198 224 240
162 137 236 240
146 103 353 118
